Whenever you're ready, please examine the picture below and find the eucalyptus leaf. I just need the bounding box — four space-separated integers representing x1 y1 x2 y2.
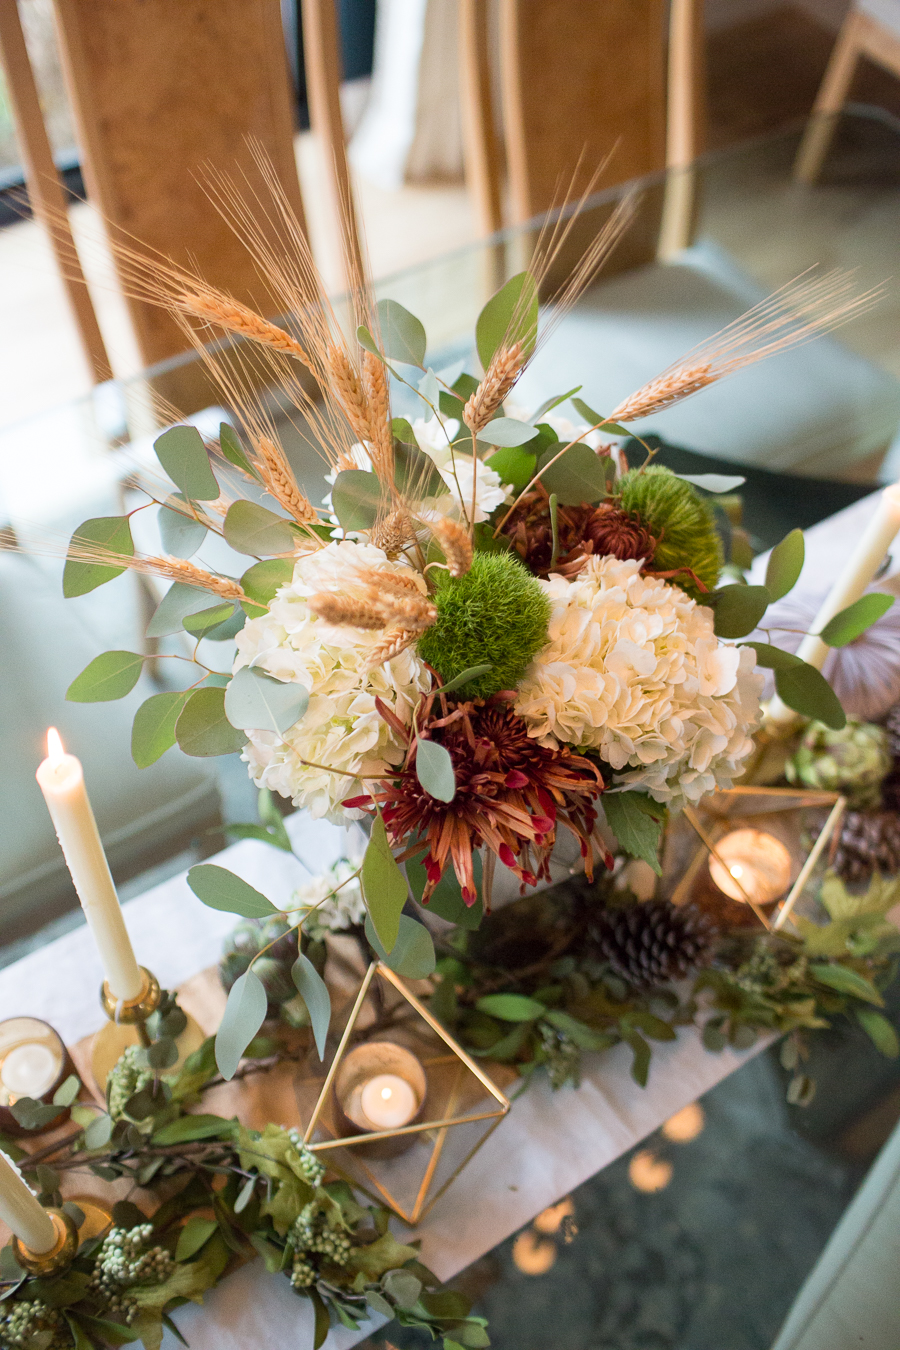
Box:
151 1114 232 1144
418 367 440 410
810 962 883 1004
182 602 235 637
439 663 493 695
218 422 260 480
53 1075 80 1107
531 386 582 420
485 445 536 492
406 854 484 929
361 816 407 953
146 1037 178 1071
539 441 609 505
415 738 456 802
159 499 207 559
154 425 219 501
131 690 191 768
476 417 537 447
187 864 279 918
224 500 296 556
331 469 382 532
356 323 381 358
175 1217 218 1263
709 584 770 639
291 953 331 1059
9 1097 64 1130
475 993 545 1022
675 472 747 494
224 665 309 734
774 663 846 730
63 516 134 597
857 1007 900 1057
740 641 803 671
365 914 436 979
176 687 247 757
83 1113 113 1150
391 417 416 444
215 972 268 1080
475 271 538 370
240 558 293 611
234 1175 257 1214
765 528 805 601
818 593 894 647
146 582 217 638
66 651 144 703
570 397 628 435
377 298 427 366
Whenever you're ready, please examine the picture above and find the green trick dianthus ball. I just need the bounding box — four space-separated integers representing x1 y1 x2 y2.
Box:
618 465 723 599
418 551 551 698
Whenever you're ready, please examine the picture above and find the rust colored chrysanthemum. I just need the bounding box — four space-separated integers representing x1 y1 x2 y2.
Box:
346 695 605 905
500 487 656 577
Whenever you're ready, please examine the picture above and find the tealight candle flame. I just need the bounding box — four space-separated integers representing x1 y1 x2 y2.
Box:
47 727 65 767
381 1087 392 1100
730 864 743 880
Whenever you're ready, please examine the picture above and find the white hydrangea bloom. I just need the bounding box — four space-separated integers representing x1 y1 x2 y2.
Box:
294 859 366 940
412 415 511 523
233 541 430 820
322 442 373 538
514 556 763 809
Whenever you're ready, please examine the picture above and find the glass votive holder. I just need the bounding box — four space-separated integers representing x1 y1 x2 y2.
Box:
332 1041 427 1158
0 1018 73 1134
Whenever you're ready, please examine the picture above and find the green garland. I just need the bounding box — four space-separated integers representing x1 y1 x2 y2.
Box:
0 1028 487 1350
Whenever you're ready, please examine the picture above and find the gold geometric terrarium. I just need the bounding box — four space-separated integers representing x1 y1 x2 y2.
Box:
661 786 847 932
296 961 510 1225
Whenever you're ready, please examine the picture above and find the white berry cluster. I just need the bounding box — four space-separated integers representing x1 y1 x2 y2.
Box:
0 1299 69 1349
89 1224 174 1323
287 1130 326 1186
288 1201 352 1289
107 1045 154 1121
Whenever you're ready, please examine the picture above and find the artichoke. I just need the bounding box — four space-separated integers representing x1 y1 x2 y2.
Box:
786 719 892 809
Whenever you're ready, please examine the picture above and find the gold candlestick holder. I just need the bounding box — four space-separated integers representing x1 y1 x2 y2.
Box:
90 967 205 1097
11 1208 77 1275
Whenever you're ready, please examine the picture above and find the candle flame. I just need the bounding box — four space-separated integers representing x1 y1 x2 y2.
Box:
46 727 65 767
381 1087 392 1100
730 864 743 880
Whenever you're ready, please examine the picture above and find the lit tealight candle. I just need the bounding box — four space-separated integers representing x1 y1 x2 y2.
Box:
36 729 143 1002
359 1073 419 1130
708 828 792 905
0 1018 66 1108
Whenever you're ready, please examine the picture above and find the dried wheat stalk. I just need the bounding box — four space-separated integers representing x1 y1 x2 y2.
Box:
177 288 311 366
367 627 418 667
429 517 472 576
252 436 320 524
463 342 525 434
610 364 715 422
362 351 394 483
308 582 435 633
370 507 415 556
327 344 373 444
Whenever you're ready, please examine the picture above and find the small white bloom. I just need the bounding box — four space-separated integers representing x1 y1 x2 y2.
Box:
294 859 366 939
514 555 763 809
505 402 607 450
234 540 430 820
412 417 511 523
412 414 459 456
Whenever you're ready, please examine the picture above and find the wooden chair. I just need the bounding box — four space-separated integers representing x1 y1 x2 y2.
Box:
459 0 705 245
794 1 900 184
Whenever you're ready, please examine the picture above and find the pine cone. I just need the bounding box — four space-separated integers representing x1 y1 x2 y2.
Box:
885 703 900 764
592 900 717 988
833 809 900 888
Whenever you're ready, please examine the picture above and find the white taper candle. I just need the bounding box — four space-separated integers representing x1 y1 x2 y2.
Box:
766 484 900 727
0 1149 56 1253
36 729 143 1001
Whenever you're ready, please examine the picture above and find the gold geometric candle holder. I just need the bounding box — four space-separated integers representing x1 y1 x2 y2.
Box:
661 786 847 932
298 962 511 1225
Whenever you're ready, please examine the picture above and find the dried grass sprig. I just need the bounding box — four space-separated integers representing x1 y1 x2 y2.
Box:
611 270 882 423
428 518 473 576
251 436 320 525
463 343 525 434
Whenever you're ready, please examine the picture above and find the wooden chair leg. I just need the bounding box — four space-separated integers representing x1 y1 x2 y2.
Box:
459 0 503 238
794 10 865 185
659 0 706 259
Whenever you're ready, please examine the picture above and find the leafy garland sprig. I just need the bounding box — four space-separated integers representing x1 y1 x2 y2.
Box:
0 1026 488 1350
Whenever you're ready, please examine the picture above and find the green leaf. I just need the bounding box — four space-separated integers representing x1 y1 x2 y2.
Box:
159 499 207 559
181 602 235 638
810 962 884 1005
240 558 294 609
215 972 268 1081
146 1038 178 1071
187 864 279 918
485 446 536 492
709 584 770 639
394 439 443 494
175 1216 218 1262
419 367 439 408
9 1097 64 1130
223 822 293 852
218 423 260 480
83 1113 113 1150
531 386 582 420
765 528 805 601
151 1113 231 1144
224 666 308 735
377 298 427 365
625 1030 651 1086
819 593 894 647
477 416 537 447
365 914 436 979
356 323 381 359
675 472 746 494
407 855 484 929
176 687 247 757
53 1074 80 1107
224 500 296 556
476 993 546 1022
774 664 846 730
538 441 608 505
146 582 215 638
62 1313 100 1350
154 425 219 501
312 1288 331 1349
602 792 667 875
570 397 628 435
856 1008 900 1057
63 516 134 597
362 816 408 953
349 1231 419 1280
131 690 191 768
543 1009 614 1051
66 650 144 703
383 1269 423 1309
741 641 803 671
415 738 456 803
392 417 416 443
291 953 331 1059
476 271 539 370
439 664 493 696
331 469 382 532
